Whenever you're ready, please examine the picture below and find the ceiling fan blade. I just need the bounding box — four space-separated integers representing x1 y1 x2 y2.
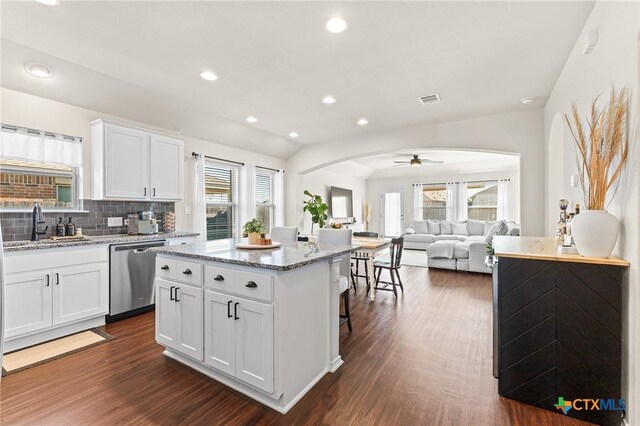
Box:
422 160 445 164
393 161 410 164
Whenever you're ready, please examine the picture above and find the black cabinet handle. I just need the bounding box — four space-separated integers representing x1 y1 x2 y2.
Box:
161 265 170 270
153 188 156 197
144 187 147 196
183 269 192 275
45 274 50 287
170 286 175 301
234 302 239 320
245 281 258 288
175 287 180 302
55 273 60 285
214 275 224 282
227 300 232 318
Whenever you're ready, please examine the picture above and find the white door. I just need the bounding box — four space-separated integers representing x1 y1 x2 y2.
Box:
4 271 52 338
235 298 274 393
204 290 236 375
52 263 108 326
381 189 404 237
149 135 184 200
175 284 204 361
104 124 149 199
156 279 178 349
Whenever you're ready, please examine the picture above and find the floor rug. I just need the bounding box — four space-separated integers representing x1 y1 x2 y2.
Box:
376 248 427 268
2 328 115 376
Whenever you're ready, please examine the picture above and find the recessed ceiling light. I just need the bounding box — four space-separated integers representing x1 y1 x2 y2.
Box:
322 95 336 104
24 62 54 79
200 71 218 81
289 132 299 138
357 118 368 126
326 17 348 33
35 0 58 5
246 116 258 123
521 97 535 105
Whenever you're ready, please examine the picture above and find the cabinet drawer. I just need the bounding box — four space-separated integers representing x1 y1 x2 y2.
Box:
234 271 273 302
204 265 235 292
156 258 177 280
176 260 203 285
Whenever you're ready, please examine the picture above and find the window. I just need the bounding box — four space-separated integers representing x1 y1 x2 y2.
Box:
422 185 447 220
205 161 239 240
467 182 498 221
0 159 79 210
255 168 275 234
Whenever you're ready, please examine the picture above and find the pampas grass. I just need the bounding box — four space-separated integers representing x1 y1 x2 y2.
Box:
363 201 372 231
565 87 628 210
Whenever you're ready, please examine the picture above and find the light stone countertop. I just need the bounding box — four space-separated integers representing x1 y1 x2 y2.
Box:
3 232 199 252
154 240 361 271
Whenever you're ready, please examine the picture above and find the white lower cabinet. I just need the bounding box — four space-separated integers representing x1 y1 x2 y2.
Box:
204 289 274 393
53 264 109 326
155 278 203 361
4 272 53 339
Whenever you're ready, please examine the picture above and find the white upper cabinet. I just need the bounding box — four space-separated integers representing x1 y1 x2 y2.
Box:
91 119 184 201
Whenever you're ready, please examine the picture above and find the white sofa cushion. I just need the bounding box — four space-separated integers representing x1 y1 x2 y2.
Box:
440 221 453 235
484 220 509 243
466 235 487 242
484 221 497 235
467 219 485 236
434 234 467 242
451 222 469 236
412 220 430 234
453 242 470 259
404 233 436 244
427 220 441 235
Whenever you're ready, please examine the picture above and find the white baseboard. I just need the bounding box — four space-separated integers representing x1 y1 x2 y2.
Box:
4 316 106 353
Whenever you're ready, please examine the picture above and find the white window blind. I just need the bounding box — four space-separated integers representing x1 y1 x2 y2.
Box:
205 161 239 240
255 168 275 233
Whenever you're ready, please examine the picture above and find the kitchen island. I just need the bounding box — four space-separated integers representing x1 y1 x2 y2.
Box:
152 240 359 414
492 236 629 426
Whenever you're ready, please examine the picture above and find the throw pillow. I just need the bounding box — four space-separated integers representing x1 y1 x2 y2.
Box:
452 222 469 236
440 221 453 235
484 221 498 236
412 220 430 234
467 219 485 236
427 220 441 235
484 220 509 243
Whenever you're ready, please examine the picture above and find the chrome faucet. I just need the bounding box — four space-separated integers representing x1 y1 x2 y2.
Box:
31 203 48 241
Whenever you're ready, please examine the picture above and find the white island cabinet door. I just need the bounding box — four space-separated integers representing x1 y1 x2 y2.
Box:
104 124 149 199
52 263 108 326
4 272 52 339
156 279 178 349
235 298 274 393
204 290 236 375
149 134 183 201
175 284 204 361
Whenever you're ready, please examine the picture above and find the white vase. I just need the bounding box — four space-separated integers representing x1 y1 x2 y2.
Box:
571 210 619 258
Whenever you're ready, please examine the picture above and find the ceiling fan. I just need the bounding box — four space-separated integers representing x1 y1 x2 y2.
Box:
393 154 444 167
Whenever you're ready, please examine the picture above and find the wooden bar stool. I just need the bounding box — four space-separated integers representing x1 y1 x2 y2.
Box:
351 232 378 292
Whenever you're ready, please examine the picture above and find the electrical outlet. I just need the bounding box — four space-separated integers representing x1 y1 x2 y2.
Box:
108 217 124 227
185 206 191 215
124 218 129 226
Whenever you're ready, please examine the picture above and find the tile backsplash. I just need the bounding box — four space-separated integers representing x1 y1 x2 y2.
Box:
0 200 175 241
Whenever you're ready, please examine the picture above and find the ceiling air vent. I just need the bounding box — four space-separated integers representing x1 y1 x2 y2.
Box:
418 93 441 105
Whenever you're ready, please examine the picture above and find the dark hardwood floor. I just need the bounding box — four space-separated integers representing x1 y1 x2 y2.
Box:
1 266 590 425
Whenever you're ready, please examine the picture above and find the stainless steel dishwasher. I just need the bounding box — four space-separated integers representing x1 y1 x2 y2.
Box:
108 239 168 321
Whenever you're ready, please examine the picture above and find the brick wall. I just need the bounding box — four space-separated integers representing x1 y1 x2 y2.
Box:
0 172 58 205
0 200 175 241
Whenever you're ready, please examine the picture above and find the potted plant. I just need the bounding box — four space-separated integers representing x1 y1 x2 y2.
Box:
302 190 328 234
330 223 343 229
243 218 266 244
565 87 628 258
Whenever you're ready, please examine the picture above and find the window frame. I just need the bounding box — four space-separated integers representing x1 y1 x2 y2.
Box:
254 167 276 233
204 160 240 241
466 181 499 221
421 184 447 221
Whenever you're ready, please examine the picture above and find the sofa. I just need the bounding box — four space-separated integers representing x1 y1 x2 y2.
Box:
403 219 520 274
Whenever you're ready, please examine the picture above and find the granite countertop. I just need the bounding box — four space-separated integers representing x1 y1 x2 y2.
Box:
493 236 629 267
153 240 361 271
3 232 200 252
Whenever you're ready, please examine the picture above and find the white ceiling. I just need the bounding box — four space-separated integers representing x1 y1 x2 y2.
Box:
331 149 520 180
0 1 594 159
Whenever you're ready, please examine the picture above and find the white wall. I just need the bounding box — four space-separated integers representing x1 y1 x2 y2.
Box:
301 167 367 235
286 108 545 236
366 169 520 235
543 1 639 422
0 88 285 232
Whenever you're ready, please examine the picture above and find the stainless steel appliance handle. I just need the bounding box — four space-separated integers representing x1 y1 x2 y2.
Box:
111 240 167 252
134 248 149 253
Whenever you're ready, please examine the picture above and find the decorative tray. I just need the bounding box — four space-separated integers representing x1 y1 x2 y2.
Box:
236 242 282 250
50 235 89 241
